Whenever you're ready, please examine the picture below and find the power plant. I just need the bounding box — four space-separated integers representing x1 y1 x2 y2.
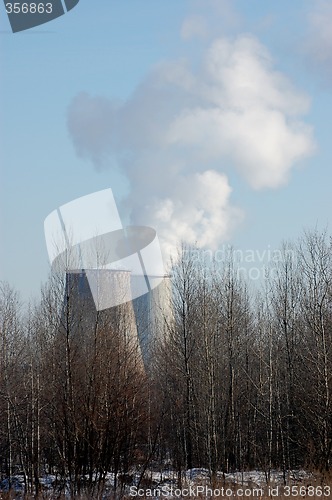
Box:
132 274 172 367
61 269 172 369
45 189 172 368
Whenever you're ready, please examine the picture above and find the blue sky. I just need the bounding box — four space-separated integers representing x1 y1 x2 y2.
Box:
1 0 331 301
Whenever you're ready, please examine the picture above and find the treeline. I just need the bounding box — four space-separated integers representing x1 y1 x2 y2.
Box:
1 230 332 496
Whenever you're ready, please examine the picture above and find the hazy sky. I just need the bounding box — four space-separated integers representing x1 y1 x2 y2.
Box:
1 0 331 301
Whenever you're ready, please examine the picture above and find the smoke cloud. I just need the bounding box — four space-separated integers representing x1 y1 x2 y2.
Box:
67 29 315 261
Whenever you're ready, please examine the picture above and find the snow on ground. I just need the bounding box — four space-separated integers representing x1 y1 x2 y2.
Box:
0 467 314 497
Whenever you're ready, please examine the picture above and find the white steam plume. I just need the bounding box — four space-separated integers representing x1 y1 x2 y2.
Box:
67 33 315 260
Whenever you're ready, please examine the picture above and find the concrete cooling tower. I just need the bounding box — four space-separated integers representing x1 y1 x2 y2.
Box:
60 270 172 369
132 275 172 368
61 270 142 364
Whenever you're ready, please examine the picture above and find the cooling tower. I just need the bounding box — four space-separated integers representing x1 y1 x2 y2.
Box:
59 270 172 370
132 275 172 368
61 269 143 366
